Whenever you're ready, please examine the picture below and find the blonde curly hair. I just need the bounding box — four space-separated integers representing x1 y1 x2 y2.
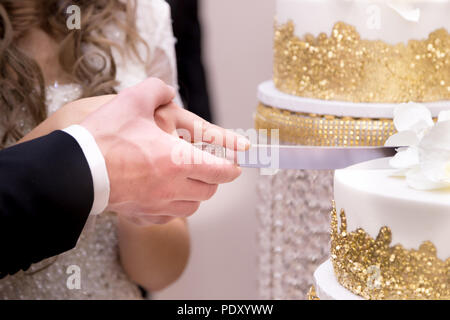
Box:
0 0 147 147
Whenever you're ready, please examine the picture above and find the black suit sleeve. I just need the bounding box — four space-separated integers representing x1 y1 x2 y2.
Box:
0 131 94 278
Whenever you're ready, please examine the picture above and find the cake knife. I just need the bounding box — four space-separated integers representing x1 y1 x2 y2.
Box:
234 145 398 170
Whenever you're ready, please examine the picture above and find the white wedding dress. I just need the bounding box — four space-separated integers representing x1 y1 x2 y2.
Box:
0 0 180 300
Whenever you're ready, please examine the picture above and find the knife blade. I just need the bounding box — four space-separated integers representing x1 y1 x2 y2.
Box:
236 145 398 170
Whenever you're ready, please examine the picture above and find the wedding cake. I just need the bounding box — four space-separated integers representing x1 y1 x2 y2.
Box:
311 103 450 300
257 0 450 300
313 159 450 300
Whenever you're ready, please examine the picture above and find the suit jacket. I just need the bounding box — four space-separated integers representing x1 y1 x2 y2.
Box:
167 0 213 122
0 131 93 278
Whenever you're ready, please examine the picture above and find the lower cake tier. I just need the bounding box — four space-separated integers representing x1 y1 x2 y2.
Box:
313 259 363 300
333 158 450 300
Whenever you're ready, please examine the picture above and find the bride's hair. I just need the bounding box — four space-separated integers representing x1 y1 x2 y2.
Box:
0 0 147 147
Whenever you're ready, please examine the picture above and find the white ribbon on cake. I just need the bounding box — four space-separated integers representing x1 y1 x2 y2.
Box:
385 103 450 190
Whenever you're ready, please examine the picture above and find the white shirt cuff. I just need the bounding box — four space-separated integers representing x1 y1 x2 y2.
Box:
63 125 110 216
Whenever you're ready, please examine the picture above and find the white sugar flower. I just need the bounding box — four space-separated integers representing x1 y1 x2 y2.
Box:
388 0 421 22
385 103 450 190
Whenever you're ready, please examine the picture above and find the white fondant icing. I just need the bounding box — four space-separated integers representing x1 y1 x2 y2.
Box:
258 81 448 118
334 157 450 260
314 259 364 300
276 0 450 45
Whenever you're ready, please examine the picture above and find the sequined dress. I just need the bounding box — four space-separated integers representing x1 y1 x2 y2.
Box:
0 0 179 300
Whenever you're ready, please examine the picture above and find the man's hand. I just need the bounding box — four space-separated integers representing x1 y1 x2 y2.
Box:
81 78 248 224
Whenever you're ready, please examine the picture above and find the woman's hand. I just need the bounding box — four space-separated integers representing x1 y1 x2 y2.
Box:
18 95 117 144
20 94 248 153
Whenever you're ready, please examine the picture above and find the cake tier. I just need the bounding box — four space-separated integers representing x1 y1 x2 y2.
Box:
277 0 450 44
274 0 450 102
256 81 444 146
333 157 450 299
335 157 450 259
313 259 363 300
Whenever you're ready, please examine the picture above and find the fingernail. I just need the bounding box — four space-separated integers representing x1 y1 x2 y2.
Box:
237 137 251 151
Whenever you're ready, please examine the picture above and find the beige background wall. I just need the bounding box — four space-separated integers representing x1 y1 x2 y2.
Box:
155 0 276 299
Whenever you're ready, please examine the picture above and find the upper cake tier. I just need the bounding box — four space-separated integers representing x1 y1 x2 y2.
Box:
274 0 450 103
333 157 450 299
277 0 450 44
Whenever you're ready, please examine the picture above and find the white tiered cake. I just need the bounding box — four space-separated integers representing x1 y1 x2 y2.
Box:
257 0 450 300
313 157 450 300
312 102 450 300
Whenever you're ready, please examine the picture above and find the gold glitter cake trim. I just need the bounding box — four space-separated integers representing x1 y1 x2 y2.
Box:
255 103 396 146
307 286 320 300
274 21 450 103
330 203 450 300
